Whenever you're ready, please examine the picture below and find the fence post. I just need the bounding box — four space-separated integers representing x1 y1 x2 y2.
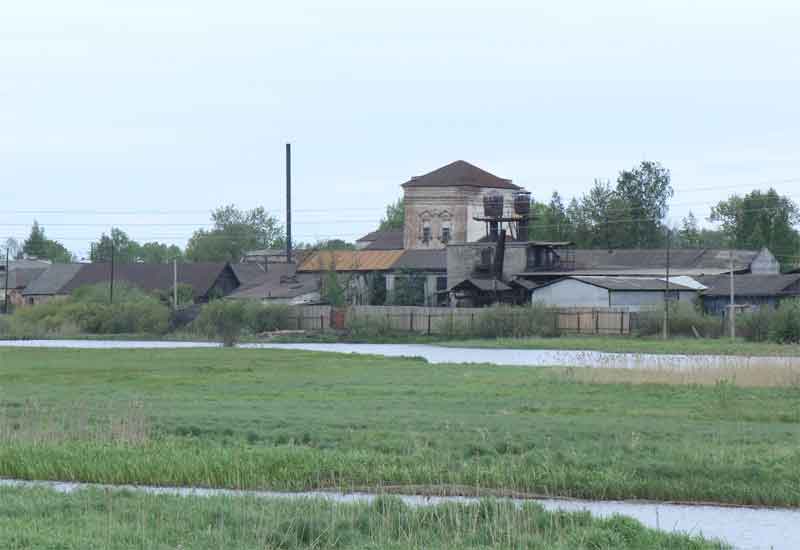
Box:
427 314 431 336
471 313 475 333
594 310 599 334
577 312 581 333
620 311 624 335
554 311 559 333
409 310 414 332
320 314 324 332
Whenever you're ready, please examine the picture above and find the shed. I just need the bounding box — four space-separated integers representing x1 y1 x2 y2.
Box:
531 276 696 310
697 274 800 315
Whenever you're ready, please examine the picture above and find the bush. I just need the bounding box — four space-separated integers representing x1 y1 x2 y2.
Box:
244 303 291 333
769 299 800 344
348 314 396 339
634 302 722 338
739 308 773 342
473 304 560 338
194 300 247 346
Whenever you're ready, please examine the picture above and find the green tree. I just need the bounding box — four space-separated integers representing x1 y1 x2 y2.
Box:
22 221 74 262
186 205 284 262
378 198 404 231
710 188 800 269
138 242 184 263
615 161 673 247
90 228 141 263
677 212 701 248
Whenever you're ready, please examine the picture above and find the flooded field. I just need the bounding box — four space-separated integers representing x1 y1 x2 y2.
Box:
2 478 797 549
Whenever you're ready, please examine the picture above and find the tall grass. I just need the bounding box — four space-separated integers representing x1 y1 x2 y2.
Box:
0 488 725 549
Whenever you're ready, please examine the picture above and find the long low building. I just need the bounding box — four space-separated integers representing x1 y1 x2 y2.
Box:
532 276 697 310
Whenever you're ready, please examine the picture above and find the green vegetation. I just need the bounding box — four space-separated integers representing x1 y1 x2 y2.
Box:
1 347 799 507
441 334 800 356
0 488 723 550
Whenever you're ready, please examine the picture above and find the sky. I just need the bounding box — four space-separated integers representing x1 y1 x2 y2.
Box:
2 0 800 259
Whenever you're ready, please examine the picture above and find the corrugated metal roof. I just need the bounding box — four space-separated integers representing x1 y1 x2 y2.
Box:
228 263 320 300
297 250 405 272
572 276 695 291
21 264 84 296
698 274 800 297
60 263 232 297
363 230 404 250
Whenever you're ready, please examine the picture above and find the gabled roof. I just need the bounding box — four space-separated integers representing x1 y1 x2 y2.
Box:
297 250 404 272
570 248 762 273
60 263 234 298
362 230 404 250
402 160 519 190
390 249 447 271
449 278 512 292
230 263 268 287
227 263 320 300
21 264 84 296
1 268 46 290
697 274 800 297
2 259 52 271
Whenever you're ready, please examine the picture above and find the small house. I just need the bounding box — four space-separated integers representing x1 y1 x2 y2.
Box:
531 276 697 310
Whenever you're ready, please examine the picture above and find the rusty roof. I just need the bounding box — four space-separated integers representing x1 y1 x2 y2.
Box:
297 250 405 272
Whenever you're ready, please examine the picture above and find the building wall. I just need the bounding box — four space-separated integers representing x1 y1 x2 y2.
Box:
532 279 610 308
446 242 528 288
404 186 517 249
750 249 781 274
609 289 695 309
703 295 778 316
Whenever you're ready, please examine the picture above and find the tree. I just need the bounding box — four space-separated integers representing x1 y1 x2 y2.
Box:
186 205 284 262
615 161 673 248
138 242 184 264
678 212 701 248
22 221 74 263
710 188 800 269
378 198 404 231
531 192 574 242
90 228 141 263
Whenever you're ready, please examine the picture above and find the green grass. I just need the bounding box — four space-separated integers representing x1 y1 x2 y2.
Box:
440 335 800 356
1 347 799 507
0 487 726 549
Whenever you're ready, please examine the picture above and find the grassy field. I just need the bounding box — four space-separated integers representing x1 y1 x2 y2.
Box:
0 487 724 550
1 347 799 507
441 335 800 356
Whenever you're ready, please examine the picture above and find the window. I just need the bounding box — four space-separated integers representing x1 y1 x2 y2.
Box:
441 226 451 244
422 226 432 243
436 276 448 291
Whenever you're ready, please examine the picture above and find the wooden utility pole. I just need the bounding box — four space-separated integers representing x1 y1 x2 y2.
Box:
173 258 178 310
286 143 292 263
109 238 115 305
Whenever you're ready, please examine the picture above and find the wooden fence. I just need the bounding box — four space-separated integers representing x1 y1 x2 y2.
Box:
286 305 332 331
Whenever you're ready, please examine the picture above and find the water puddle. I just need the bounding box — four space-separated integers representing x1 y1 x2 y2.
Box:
1 478 797 549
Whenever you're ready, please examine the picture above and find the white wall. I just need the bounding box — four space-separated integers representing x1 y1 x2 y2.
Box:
532 279 609 308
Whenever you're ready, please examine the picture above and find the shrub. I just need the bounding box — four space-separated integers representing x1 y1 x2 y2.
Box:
348 314 396 339
194 300 247 346
739 307 773 342
770 299 800 344
473 304 560 338
634 302 722 338
244 303 291 333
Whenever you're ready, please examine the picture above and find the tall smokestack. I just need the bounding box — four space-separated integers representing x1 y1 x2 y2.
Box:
286 143 292 263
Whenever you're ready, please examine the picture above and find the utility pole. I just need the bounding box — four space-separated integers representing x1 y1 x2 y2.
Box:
109 238 115 305
173 258 178 310
3 248 9 314
729 248 736 340
286 143 292 264
663 229 671 340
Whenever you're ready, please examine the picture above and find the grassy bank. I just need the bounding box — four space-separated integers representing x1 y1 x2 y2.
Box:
441 335 800 356
0 487 724 550
1 347 799 507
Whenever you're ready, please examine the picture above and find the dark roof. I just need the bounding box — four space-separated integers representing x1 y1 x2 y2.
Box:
21 264 84 296
390 249 447 271
570 276 694 291
2 268 46 290
570 248 763 274
509 278 539 290
230 263 268 287
356 230 384 243
60 263 233 297
363 230 404 250
2 259 52 271
227 263 320 300
698 274 800 297
402 160 519 190
449 278 512 292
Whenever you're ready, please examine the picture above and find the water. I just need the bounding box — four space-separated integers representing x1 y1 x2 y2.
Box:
1 478 797 549
3 339 800 369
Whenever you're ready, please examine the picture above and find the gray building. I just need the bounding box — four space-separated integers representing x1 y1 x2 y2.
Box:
698 274 800 315
532 276 696 310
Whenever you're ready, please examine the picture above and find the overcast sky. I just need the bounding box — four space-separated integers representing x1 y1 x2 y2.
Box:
2 1 800 258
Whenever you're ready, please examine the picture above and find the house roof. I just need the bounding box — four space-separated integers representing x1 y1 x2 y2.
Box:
570 248 762 273
360 230 404 250
60 262 234 297
21 264 84 296
1 268 46 290
390 249 447 271
2 259 52 271
697 274 800 297
230 263 268 287
449 278 512 292
401 160 520 190
227 263 320 300
569 276 695 292
297 250 405 272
